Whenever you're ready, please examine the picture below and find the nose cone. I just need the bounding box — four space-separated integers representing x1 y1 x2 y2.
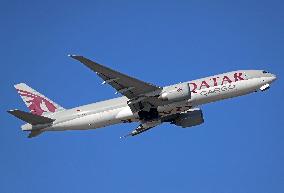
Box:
270 73 277 82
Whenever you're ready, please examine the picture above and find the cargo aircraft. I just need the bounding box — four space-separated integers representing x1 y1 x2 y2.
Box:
8 55 277 138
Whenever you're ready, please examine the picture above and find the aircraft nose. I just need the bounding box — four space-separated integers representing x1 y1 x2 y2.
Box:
271 73 277 82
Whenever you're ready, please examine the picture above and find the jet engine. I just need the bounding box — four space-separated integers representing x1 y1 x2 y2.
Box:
172 108 204 128
158 83 191 102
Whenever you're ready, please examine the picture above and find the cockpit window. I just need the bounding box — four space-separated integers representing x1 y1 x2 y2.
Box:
262 71 268 74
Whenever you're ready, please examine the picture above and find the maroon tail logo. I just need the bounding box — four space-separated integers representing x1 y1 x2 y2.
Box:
17 89 57 116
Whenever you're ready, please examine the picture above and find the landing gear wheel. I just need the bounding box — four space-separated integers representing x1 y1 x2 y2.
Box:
138 108 159 121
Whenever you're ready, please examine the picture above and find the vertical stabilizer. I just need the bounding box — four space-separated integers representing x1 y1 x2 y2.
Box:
14 83 65 116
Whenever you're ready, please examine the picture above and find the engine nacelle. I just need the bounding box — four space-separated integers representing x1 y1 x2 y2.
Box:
173 109 204 128
158 83 191 102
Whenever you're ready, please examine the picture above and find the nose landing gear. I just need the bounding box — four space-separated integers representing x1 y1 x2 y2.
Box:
260 84 270 92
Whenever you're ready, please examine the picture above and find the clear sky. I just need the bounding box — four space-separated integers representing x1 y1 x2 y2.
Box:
1 0 284 193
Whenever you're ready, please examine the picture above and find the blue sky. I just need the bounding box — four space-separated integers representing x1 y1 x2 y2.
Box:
1 0 284 192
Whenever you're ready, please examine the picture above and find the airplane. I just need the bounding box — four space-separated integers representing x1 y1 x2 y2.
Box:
8 55 277 138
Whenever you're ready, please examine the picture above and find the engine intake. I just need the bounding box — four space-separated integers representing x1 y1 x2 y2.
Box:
158 83 191 102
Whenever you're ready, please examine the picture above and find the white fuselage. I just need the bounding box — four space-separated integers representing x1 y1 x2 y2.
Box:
21 70 276 132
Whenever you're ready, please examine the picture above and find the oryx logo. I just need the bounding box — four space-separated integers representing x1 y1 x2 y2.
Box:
17 89 57 116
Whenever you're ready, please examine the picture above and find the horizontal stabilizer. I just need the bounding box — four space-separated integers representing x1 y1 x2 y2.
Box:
28 130 44 138
7 109 55 125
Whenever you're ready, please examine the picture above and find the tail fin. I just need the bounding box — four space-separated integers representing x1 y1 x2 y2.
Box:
14 83 65 116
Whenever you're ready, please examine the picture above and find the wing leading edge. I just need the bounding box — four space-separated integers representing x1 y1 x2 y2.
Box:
69 55 160 99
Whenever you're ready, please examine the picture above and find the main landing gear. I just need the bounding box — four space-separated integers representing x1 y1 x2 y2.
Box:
138 108 159 121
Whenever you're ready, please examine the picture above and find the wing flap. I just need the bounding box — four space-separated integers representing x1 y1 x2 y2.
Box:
121 120 161 138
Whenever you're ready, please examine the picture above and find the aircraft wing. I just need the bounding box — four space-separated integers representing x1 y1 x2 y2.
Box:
69 55 160 99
